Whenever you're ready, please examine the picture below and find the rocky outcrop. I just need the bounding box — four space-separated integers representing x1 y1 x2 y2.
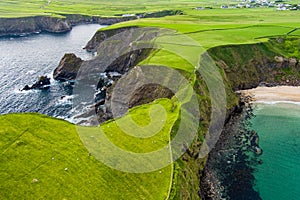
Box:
22 76 51 91
0 16 72 37
200 94 262 199
63 27 181 125
53 53 83 81
84 26 139 52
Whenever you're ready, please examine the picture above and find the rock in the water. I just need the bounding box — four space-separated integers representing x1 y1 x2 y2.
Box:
53 53 83 81
22 85 31 91
253 146 263 155
22 76 51 91
250 130 259 147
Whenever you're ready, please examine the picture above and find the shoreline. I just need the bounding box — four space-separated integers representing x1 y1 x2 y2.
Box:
238 86 300 102
200 93 262 199
201 85 300 199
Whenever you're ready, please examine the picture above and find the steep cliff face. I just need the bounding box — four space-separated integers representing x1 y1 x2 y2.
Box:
0 16 72 36
84 26 139 52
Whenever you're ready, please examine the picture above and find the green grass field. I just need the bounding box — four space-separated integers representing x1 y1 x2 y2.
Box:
0 99 178 199
0 0 240 18
0 0 298 18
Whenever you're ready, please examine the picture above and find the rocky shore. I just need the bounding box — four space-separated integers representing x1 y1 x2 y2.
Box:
52 26 175 125
200 93 264 200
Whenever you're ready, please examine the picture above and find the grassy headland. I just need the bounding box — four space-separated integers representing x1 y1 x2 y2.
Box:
0 99 177 199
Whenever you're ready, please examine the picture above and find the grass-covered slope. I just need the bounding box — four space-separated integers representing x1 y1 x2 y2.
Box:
0 98 179 199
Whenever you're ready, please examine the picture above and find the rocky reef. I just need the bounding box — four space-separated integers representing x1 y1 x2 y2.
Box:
22 75 51 91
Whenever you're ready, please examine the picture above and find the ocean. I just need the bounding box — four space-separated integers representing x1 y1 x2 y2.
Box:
0 24 104 121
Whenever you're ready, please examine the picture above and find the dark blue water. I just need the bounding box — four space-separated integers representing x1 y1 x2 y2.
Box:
0 24 104 120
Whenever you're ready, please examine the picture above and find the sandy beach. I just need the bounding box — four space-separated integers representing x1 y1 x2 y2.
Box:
239 86 300 102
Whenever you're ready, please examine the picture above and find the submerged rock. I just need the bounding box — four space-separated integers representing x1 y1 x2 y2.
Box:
53 53 83 81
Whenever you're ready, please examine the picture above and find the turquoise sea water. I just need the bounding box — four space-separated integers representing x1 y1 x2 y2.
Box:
251 103 300 200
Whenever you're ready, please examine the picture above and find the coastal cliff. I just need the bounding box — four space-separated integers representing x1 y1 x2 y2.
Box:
200 37 300 199
52 24 300 199
0 10 181 37
0 15 136 37
54 26 174 125
0 16 72 36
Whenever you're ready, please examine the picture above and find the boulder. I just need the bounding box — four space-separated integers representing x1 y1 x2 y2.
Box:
53 53 83 81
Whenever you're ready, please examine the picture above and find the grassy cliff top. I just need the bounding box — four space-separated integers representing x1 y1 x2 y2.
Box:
0 98 178 199
105 8 300 49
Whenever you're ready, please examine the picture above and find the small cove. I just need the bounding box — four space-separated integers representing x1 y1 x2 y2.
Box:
202 87 300 199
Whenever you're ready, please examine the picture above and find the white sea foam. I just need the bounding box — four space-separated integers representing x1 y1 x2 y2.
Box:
14 88 39 94
57 95 74 105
